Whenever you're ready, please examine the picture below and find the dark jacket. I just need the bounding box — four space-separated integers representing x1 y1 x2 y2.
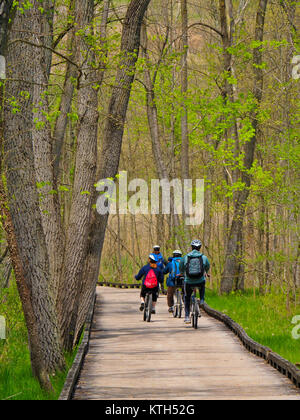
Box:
135 263 164 287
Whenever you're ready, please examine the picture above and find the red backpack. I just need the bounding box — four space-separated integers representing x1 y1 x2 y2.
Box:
144 269 158 289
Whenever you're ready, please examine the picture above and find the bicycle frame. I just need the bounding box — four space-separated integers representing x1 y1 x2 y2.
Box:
173 286 184 318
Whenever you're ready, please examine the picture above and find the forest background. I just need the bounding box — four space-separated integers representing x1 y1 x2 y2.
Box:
0 0 299 397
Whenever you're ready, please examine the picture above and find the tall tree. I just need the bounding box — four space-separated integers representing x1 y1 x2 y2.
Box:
75 0 110 343
140 20 181 240
57 0 100 351
2 0 65 388
180 0 189 181
31 0 65 303
77 0 152 341
53 2 78 180
221 0 269 293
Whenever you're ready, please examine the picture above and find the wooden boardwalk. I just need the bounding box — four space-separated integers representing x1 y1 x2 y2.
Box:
73 287 300 400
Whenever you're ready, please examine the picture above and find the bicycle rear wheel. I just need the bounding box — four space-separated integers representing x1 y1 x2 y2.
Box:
143 294 150 322
146 293 152 322
173 290 179 318
190 297 195 327
178 290 183 319
193 301 199 329
143 296 148 321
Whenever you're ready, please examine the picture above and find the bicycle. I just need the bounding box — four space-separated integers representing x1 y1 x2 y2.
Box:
173 276 185 319
143 291 153 322
190 287 202 329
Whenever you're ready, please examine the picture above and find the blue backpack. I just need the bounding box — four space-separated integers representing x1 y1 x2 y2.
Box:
171 258 181 281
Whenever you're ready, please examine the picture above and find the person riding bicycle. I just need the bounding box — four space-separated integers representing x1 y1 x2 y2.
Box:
150 245 167 294
135 255 164 314
163 250 183 313
179 240 210 324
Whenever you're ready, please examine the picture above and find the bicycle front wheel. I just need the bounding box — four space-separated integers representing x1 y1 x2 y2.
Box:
190 298 195 327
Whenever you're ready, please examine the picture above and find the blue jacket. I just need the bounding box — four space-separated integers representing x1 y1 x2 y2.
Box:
135 264 164 287
163 257 182 287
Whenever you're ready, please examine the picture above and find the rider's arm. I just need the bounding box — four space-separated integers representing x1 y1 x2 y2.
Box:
163 262 170 275
135 266 146 281
179 257 185 276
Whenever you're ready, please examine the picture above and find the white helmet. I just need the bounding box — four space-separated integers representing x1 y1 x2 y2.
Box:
173 250 182 256
191 239 202 249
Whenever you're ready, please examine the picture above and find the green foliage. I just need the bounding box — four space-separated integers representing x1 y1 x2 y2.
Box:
0 282 76 400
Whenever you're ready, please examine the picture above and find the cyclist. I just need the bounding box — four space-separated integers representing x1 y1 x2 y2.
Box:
179 240 210 324
150 245 167 294
135 255 164 314
163 250 183 313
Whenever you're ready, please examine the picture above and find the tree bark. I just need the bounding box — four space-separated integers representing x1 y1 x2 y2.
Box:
57 0 100 351
0 186 54 391
53 25 78 180
31 0 65 304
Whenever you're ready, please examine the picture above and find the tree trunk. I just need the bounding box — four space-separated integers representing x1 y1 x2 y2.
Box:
180 0 189 181
57 0 100 351
0 187 54 391
53 26 78 180
74 0 151 344
221 0 269 293
74 0 110 345
141 22 181 236
31 0 65 304
2 1 65 384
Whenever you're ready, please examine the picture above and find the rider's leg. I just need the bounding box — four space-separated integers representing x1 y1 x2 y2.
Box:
167 286 175 311
151 288 158 313
199 282 206 305
140 286 146 310
184 283 192 321
140 286 146 303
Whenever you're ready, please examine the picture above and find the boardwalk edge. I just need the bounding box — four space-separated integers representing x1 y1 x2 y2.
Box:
203 303 300 389
58 293 96 401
